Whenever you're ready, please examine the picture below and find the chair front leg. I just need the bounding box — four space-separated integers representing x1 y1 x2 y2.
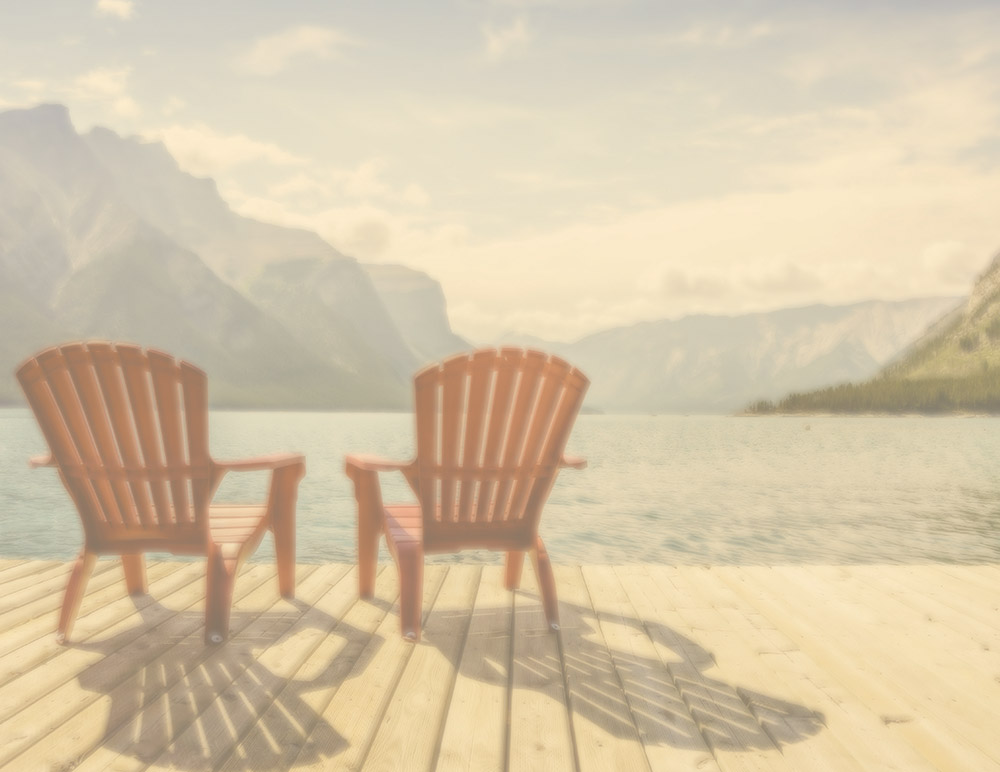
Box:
122 554 148 595
396 542 424 641
58 550 97 644
205 546 239 644
268 461 306 599
347 467 385 599
504 550 525 590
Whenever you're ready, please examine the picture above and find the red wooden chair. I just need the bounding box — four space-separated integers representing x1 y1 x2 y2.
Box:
17 342 306 644
345 348 588 641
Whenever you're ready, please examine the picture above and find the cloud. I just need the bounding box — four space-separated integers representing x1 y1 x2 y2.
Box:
235 25 355 76
495 170 590 191
487 0 623 7
401 157 1000 341
484 17 533 62
5 68 139 117
233 198 402 259
658 269 733 301
667 21 775 48
338 159 390 199
162 96 185 116
266 161 430 211
921 241 986 283
95 0 134 19
144 123 306 176
746 264 825 294
268 172 332 201
401 183 429 207
74 67 130 99
72 68 139 116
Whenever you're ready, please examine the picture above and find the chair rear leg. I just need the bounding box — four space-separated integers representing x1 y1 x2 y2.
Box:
58 551 97 644
121 554 148 595
205 549 237 644
504 550 525 590
396 544 424 641
531 536 560 631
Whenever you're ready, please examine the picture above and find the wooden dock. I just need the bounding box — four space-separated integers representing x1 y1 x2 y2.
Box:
0 559 996 771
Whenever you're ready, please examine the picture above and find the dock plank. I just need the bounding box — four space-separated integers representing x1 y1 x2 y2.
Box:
0 559 59 591
557 564 650 772
290 564 448 771
584 565 720 772
728 565 1000 772
508 565 575 772
363 564 482 772
0 559 118 630
626 565 793 772
709 567 937 772
216 565 391 772
436 565 512 772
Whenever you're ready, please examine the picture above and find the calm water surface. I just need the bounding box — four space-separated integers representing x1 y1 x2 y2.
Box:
1 409 998 565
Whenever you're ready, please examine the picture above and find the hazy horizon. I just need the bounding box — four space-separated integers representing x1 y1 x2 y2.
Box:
2 1 999 342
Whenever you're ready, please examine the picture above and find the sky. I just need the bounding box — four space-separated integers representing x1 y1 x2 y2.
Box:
2 0 1000 343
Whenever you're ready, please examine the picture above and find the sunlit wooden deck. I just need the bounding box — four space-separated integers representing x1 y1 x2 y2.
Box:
0 559 997 771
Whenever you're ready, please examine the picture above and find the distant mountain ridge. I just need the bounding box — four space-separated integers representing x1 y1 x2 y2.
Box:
751 253 1000 413
502 297 962 413
0 104 469 407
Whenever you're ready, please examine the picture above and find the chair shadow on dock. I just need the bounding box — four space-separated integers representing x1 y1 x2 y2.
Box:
422 592 826 758
68 599 378 771
59 576 825 769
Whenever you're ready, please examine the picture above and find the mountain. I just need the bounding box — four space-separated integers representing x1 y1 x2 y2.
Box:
756 254 1000 413
0 104 415 406
890 252 1000 379
83 124 419 382
503 298 961 413
0 104 134 304
362 264 470 364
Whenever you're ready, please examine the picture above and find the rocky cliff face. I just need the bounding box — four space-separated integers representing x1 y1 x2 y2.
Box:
0 104 139 304
83 123 419 382
0 104 409 407
362 263 470 366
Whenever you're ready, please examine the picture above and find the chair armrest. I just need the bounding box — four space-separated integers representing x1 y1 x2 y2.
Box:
560 454 587 470
344 454 412 480
29 454 56 469
214 453 306 472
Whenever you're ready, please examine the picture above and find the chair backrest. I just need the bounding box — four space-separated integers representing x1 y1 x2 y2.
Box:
16 342 214 551
409 348 589 551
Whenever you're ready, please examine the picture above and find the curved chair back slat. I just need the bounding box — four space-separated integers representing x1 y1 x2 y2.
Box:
411 347 589 551
17 342 212 549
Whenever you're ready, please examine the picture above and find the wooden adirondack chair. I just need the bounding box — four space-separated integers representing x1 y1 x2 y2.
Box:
345 348 589 641
16 342 306 645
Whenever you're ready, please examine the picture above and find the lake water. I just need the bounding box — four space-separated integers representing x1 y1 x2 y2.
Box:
1 409 998 565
